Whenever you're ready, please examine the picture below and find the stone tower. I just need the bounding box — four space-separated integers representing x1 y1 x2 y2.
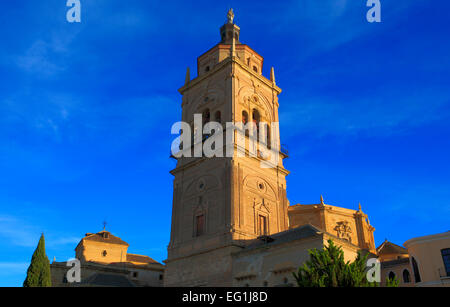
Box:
164 9 290 286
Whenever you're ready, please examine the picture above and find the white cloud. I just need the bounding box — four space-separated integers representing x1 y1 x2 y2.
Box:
15 40 65 76
0 216 39 248
0 215 80 248
47 237 81 248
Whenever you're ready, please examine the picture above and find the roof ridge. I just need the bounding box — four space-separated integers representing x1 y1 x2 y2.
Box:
377 240 408 255
388 241 406 249
82 231 129 246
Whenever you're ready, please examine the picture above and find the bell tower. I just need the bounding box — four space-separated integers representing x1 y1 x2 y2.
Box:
164 9 290 286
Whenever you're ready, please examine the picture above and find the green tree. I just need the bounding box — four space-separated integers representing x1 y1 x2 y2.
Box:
293 239 391 287
23 233 52 287
385 276 399 287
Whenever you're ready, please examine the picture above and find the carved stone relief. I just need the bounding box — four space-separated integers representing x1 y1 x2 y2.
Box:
334 221 352 242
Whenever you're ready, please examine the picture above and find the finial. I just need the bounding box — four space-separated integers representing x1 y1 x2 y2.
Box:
270 67 276 84
103 220 107 231
227 8 235 24
53 256 56 263
320 195 324 205
358 202 362 212
185 67 190 85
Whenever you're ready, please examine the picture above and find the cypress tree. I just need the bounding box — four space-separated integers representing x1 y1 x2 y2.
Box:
23 233 52 287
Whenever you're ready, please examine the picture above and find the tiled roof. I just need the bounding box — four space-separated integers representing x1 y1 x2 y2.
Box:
377 240 408 255
82 231 129 246
126 253 160 265
243 224 322 251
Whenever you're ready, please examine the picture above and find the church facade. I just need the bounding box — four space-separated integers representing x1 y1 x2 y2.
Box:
51 230 164 287
163 10 376 287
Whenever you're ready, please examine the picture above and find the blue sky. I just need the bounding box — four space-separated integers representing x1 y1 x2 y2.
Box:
0 0 449 286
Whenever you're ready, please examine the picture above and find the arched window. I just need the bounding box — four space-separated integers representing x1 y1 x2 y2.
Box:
215 111 221 123
253 66 258 73
263 124 271 146
195 214 205 237
242 111 249 137
242 111 248 124
252 109 260 123
388 271 396 281
402 269 411 283
442 248 450 277
203 109 210 125
102 250 107 257
252 109 260 138
412 257 421 283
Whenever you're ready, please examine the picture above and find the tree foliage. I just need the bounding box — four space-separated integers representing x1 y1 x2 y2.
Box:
293 239 395 287
23 233 52 287
385 276 399 287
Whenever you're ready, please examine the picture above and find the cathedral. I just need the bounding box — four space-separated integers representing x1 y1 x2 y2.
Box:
163 9 376 287
49 10 450 287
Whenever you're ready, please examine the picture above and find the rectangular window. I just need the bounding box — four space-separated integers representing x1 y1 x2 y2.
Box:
258 215 267 236
442 248 450 277
196 214 205 237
